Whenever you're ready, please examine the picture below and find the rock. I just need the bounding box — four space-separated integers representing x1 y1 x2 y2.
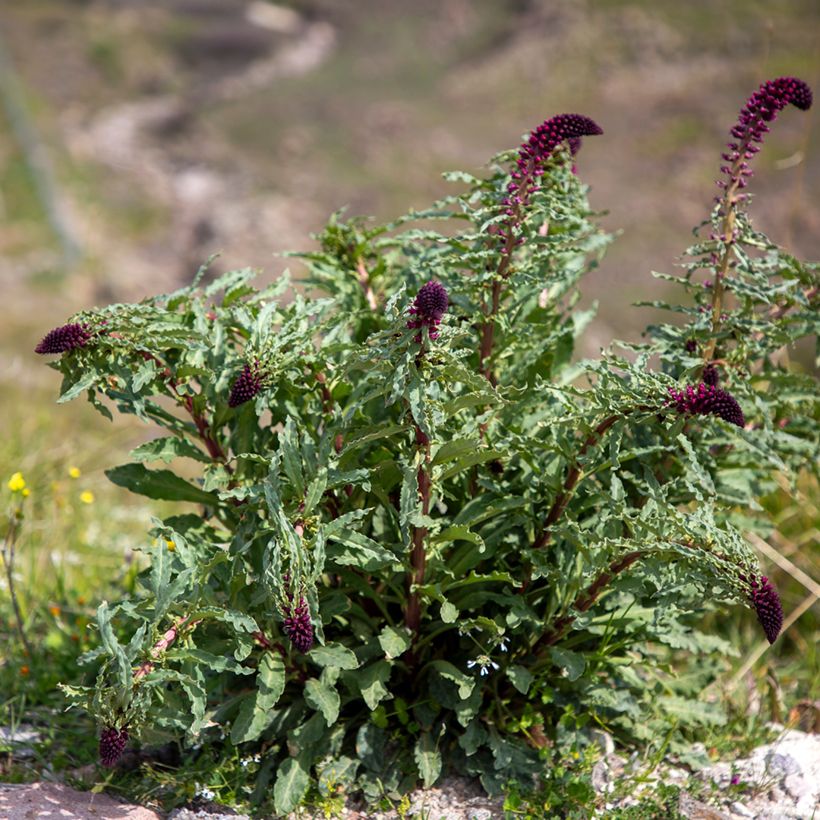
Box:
677 791 731 820
0 782 161 820
728 801 754 817
169 810 250 820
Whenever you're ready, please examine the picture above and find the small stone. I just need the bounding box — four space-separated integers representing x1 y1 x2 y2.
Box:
783 773 810 800
729 801 754 817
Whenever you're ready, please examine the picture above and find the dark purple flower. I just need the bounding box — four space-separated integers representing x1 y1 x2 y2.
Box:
35 322 93 354
719 77 812 195
504 113 603 216
667 383 745 427
228 361 263 407
407 281 449 341
684 339 698 354
748 575 783 644
99 726 129 767
282 595 314 653
702 364 719 386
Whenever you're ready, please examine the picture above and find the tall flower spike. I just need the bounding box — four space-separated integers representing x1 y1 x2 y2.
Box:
99 726 129 767
407 280 449 341
719 77 812 195
504 113 603 217
282 595 314 653
228 361 263 407
748 575 783 644
667 383 745 427
35 322 93 354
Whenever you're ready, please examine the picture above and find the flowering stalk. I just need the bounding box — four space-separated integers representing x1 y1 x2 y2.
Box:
667 383 744 427
747 574 784 644
532 413 621 553
34 321 94 354
99 726 129 767
404 426 432 641
133 616 199 681
479 114 602 382
705 77 812 361
535 550 644 650
228 360 265 407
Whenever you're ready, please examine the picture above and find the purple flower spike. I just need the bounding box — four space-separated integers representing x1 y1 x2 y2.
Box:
667 383 745 427
504 113 602 214
282 595 314 653
408 280 449 341
228 361 263 407
719 77 812 194
748 575 783 644
35 322 93 354
702 364 720 386
99 726 129 767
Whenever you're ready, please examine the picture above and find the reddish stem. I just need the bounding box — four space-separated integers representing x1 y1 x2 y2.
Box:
532 414 620 552
536 550 643 649
133 616 200 681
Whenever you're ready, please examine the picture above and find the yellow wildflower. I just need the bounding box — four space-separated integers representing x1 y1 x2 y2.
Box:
79 491 95 504
49 605 61 617
68 466 81 479
22 488 30 498
7 472 26 493
166 540 176 552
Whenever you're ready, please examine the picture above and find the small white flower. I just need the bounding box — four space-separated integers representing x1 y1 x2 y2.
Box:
466 660 477 669
498 638 509 652
195 784 216 801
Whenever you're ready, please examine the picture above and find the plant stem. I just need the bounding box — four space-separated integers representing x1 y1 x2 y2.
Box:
404 426 432 639
532 414 621 553
704 155 745 362
1 510 34 661
533 550 643 651
478 165 527 382
356 257 378 311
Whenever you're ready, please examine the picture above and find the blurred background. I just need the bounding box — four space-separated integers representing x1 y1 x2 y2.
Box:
0 0 818 726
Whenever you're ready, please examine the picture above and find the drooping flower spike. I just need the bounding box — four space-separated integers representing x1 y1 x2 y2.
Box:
667 383 745 427
505 113 603 216
719 77 812 196
35 322 93 355
748 575 784 644
407 280 449 342
228 360 264 407
99 726 129 767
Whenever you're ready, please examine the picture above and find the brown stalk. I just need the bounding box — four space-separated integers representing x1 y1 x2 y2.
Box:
535 550 644 650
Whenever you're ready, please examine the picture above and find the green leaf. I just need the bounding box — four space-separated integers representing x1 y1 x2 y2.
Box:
431 660 474 700
318 756 359 795
58 369 98 404
131 436 211 464
506 665 533 695
273 753 311 814
304 678 340 726
378 625 411 659
309 643 359 670
304 467 328 514
414 732 442 788
357 660 392 710
440 601 458 623
106 463 218 505
230 652 286 743
550 647 586 681
326 529 401 571
280 416 306 494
